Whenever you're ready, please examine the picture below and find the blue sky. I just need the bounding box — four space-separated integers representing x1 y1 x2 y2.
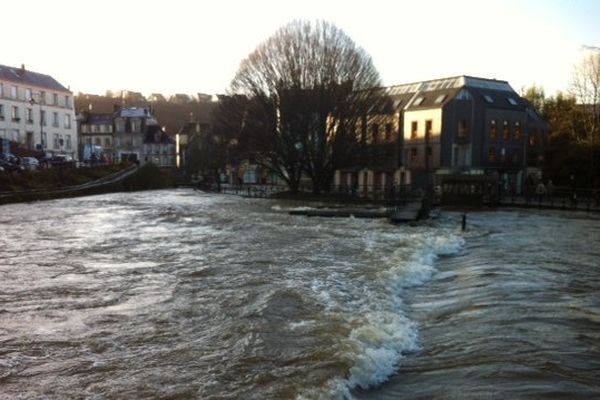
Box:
5 0 599 97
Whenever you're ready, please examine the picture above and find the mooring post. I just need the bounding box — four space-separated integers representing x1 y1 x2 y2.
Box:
462 213 467 231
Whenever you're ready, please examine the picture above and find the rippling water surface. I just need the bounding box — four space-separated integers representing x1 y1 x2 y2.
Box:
0 190 598 399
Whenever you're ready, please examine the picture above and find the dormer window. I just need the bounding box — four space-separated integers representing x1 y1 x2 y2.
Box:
412 97 425 106
435 94 447 104
483 95 494 103
507 97 518 106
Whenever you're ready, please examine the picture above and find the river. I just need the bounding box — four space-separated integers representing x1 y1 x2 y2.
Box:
0 190 598 399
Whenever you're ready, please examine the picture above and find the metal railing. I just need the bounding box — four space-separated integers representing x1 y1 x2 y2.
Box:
498 186 600 212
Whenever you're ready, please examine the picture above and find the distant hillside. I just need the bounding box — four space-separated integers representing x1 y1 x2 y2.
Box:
74 93 218 136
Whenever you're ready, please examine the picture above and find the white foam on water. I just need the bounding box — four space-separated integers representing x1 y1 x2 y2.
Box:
345 311 419 389
271 205 316 212
300 229 465 399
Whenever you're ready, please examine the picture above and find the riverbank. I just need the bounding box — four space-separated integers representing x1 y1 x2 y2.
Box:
0 163 175 205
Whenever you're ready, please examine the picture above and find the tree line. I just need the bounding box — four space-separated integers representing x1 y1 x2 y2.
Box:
522 49 600 188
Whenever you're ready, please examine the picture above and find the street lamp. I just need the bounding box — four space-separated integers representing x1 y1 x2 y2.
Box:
28 93 44 154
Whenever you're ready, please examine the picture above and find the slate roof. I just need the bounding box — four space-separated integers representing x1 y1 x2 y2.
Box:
386 75 524 112
118 107 152 118
0 64 70 92
87 114 113 125
145 125 175 144
466 86 526 110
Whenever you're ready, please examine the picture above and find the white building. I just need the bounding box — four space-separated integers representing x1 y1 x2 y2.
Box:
0 64 77 158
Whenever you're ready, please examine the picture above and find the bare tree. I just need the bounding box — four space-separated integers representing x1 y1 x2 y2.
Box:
570 48 600 178
570 48 600 145
230 20 386 193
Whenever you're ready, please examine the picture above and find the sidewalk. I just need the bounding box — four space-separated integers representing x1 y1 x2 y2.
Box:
495 195 600 212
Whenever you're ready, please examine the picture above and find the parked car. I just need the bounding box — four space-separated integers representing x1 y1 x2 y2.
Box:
0 153 19 164
21 157 40 170
47 155 76 168
0 159 24 172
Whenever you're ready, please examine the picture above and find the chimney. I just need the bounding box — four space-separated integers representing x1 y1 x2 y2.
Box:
18 64 26 76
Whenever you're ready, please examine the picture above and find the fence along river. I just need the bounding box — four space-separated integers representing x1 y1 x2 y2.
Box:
0 190 598 399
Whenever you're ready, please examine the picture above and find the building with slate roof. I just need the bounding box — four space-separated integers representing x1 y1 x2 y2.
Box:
113 106 175 167
0 64 77 159
77 112 115 162
334 75 548 195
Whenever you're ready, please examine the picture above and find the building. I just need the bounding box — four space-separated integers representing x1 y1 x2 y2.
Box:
77 112 114 162
113 107 175 167
0 64 77 159
335 75 548 195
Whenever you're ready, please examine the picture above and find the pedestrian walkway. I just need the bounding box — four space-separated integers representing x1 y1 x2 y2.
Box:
495 195 600 212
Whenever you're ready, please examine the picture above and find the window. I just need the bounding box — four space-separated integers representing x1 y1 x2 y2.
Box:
11 85 17 99
411 121 418 139
65 135 72 150
458 119 468 138
12 106 20 121
490 119 497 138
500 147 506 162
26 88 32 101
410 147 418 161
413 97 425 106
370 123 379 143
529 129 538 146
53 93 58 105
507 97 518 106
91 124 98 133
0 83 3 98
95 138 101 145
53 134 60 149
483 95 494 103
0 104 4 119
131 120 138 133
41 110 46 126
40 91 45 105
425 120 433 139
41 132 47 148
26 108 33 123
104 138 111 148
64 114 71 129
426 146 432 157
85 138 92 145
12 129 20 142
435 94 446 104
385 123 392 142
53 112 59 127
65 95 71 108
488 147 496 162
514 121 521 139
503 120 509 140
512 151 519 163
0 129 5 139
